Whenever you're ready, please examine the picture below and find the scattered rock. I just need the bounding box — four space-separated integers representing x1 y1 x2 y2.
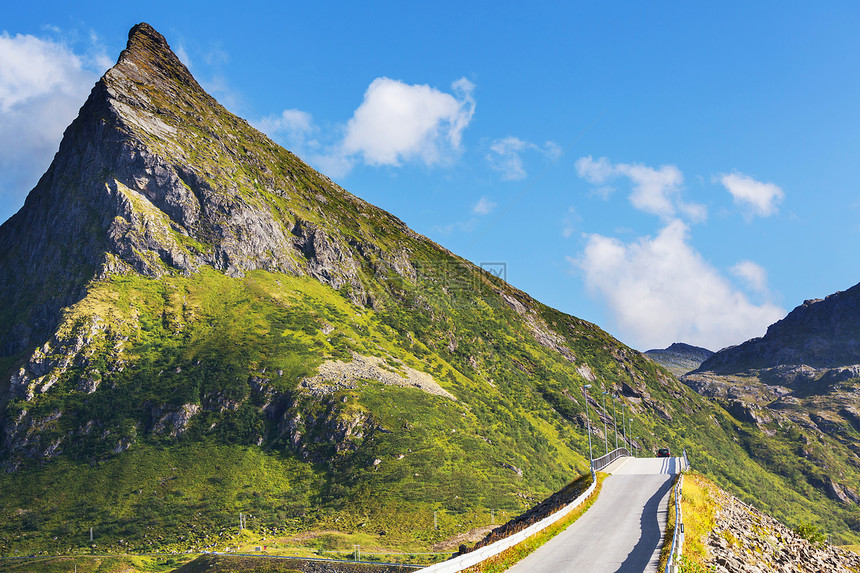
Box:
703 484 860 572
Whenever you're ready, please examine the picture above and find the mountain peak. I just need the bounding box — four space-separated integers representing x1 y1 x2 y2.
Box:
644 342 714 376
127 22 170 52
107 22 201 110
0 22 383 354
120 22 185 74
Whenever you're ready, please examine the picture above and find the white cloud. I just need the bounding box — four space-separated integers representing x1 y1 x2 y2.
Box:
573 219 785 350
619 163 684 219
719 171 784 219
253 108 317 152
0 32 99 216
433 218 478 235
487 136 560 181
175 44 192 68
259 77 478 179
0 33 88 109
575 155 615 185
562 206 581 238
473 196 496 215
576 156 706 223
731 260 769 295
341 76 475 168
488 137 530 180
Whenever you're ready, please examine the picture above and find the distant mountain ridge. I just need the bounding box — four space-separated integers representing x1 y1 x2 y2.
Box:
644 342 713 376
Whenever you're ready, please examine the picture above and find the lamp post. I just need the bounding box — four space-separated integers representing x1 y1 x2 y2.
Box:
601 390 609 455
582 384 593 469
621 403 627 450
627 414 633 452
612 395 618 450
633 436 640 457
625 411 631 450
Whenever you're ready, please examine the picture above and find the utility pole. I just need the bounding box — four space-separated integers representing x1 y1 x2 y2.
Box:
583 384 593 468
601 390 609 455
90 527 93 542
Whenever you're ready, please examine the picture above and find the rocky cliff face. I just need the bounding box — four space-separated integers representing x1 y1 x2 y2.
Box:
697 282 860 374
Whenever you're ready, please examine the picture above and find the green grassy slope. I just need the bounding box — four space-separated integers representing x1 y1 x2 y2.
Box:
1 263 857 556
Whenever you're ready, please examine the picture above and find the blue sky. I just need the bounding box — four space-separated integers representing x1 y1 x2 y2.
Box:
2 1 859 351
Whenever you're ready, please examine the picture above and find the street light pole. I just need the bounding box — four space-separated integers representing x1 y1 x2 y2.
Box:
612 395 618 450
601 391 609 455
621 403 626 450
624 416 633 448
583 384 593 469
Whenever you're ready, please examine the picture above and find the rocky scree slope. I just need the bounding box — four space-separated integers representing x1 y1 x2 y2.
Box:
701 479 860 572
0 23 857 555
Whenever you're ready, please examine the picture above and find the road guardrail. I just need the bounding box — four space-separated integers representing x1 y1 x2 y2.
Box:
665 448 689 573
591 447 629 472
419 469 598 572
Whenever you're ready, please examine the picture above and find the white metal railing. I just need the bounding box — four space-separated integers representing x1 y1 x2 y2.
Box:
591 447 629 472
419 469 597 573
665 448 690 573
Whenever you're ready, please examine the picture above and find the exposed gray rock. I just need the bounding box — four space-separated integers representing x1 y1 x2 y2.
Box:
704 483 860 572
152 403 200 438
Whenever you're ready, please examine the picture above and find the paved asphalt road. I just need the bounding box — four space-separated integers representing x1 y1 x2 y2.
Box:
506 457 679 573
